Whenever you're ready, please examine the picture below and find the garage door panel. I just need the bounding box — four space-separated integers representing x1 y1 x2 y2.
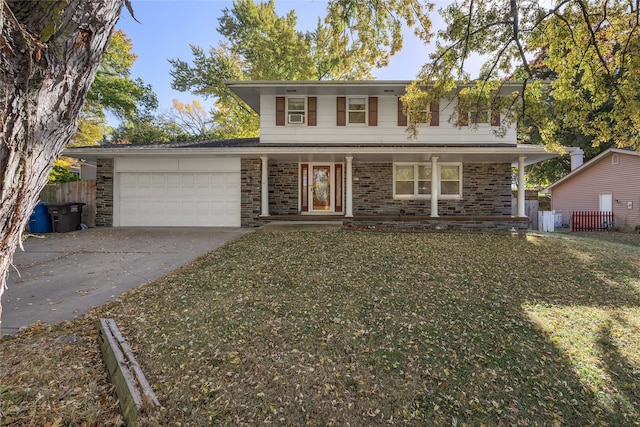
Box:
118 170 241 227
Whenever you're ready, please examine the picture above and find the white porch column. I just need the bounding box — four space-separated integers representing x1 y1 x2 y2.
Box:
517 156 526 217
345 156 354 217
260 156 270 217
430 156 439 217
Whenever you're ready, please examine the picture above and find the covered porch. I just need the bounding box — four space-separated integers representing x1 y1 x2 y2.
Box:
245 144 556 229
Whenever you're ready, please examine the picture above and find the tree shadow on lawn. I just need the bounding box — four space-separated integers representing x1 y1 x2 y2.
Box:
113 231 640 425
393 232 640 425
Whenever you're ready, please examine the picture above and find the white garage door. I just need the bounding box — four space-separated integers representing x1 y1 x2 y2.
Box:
116 158 241 227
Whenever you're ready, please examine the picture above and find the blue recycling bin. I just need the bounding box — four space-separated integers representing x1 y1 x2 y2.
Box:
28 202 53 233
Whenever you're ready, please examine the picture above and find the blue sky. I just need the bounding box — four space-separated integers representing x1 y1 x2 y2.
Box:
115 0 453 117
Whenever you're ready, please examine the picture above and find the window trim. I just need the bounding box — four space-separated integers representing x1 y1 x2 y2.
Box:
286 96 307 126
347 96 368 126
458 100 501 127
393 162 463 200
407 102 440 127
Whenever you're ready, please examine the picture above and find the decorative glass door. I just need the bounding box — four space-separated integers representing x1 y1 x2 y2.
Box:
312 165 331 211
300 163 343 213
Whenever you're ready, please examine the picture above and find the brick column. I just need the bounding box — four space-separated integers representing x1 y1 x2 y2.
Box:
95 158 114 227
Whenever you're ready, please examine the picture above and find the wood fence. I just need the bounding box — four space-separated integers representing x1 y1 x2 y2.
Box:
571 211 614 232
511 197 539 230
39 180 96 227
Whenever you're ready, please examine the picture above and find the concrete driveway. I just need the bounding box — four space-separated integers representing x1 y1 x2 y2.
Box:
2 227 250 334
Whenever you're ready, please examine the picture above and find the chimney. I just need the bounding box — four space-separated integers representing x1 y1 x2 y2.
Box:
570 147 584 171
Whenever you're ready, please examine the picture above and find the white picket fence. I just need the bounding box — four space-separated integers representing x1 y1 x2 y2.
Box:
538 210 562 232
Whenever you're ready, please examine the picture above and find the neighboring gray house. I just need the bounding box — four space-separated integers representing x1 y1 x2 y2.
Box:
66 80 557 230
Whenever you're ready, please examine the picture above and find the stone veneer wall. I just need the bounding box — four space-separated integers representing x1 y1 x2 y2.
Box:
343 217 529 231
242 159 515 227
95 158 114 227
269 161 299 215
352 162 512 216
241 158 262 227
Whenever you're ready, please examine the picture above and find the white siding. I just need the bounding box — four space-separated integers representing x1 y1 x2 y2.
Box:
259 95 516 145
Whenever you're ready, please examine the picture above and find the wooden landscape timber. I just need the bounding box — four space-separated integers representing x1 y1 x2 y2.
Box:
98 318 160 425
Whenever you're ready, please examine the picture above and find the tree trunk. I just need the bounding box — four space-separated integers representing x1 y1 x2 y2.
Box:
0 0 123 332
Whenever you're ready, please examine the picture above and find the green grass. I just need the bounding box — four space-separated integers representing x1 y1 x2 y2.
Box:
2 230 639 426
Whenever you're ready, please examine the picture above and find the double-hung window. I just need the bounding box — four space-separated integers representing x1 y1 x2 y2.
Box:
393 163 462 199
440 165 461 196
348 97 367 124
287 97 306 125
458 98 500 126
394 165 432 196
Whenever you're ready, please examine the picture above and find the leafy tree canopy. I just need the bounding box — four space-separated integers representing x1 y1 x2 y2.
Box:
328 0 640 152
110 99 219 144
48 159 81 184
110 114 190 144
170 0 396 138
161 99 217 141
86 29 158 122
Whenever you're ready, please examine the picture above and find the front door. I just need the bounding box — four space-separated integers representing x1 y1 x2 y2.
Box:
300 163 343 213
312 165 331 211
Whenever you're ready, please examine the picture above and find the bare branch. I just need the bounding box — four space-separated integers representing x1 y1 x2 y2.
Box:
510 0 532 76
575 1 613 79
459 0 475 76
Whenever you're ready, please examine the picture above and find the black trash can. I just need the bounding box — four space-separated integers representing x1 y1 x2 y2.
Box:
46 202 85 233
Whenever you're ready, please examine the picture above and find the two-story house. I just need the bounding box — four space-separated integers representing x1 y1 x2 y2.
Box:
66 80 557 230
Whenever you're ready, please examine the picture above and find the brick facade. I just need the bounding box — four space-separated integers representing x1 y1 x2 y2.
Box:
351 162 512 216
101 157 519 229
241 158 262 227
240 160 518 229
95 158 114 227
269 161 299 215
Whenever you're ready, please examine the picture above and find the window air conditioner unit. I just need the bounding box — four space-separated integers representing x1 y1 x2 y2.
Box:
288 113 305 124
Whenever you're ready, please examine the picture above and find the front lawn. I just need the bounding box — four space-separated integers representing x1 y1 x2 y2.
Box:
2 230 639 426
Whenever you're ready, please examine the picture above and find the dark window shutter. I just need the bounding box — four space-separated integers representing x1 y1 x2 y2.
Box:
490 102 500 126
368 97 378 126
276 96 285 126
458 104 469 126
337 97 346 126
430 102 439 126
491 111 500 126
397 98 407 126
308 97 317 126
490 97 501 126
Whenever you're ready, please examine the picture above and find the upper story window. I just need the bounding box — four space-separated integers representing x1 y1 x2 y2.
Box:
276 96 317 126
287 97 306 124
348 97 367 124
337 96 377 126
397 98 439 127
458 98 500 127
393 163 462 199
